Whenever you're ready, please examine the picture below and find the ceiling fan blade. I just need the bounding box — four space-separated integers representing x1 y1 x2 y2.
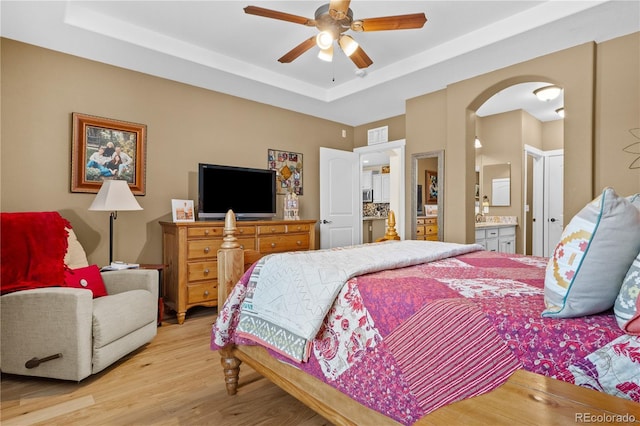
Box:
352 13 427 32
349 46 373 69
328 0 351 20
244 6 315 26
278 37 317 63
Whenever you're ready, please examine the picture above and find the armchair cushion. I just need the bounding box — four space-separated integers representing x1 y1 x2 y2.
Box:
63 265 108 298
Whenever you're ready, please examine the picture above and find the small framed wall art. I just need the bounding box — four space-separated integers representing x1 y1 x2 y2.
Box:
71 113 147 195
268 149 303 195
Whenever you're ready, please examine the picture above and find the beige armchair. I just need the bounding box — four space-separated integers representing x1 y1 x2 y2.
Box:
0 222 158 382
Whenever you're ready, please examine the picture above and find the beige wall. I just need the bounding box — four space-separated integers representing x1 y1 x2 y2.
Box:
2 32 638 262
594 32 640 195
404 34 639 245
0 39 354 264
353 115 406 148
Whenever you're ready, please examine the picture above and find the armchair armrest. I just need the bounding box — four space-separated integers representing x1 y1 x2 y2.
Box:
0 287 94 381
101 269 158 299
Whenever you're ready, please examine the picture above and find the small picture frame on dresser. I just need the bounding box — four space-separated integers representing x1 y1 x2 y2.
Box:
171 199 195 222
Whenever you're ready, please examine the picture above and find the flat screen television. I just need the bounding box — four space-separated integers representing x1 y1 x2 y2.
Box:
198 163 276 220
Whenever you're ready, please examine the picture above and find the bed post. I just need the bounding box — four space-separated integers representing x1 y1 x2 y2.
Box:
217 209 244 304
375 210 400 242
217 209 244 395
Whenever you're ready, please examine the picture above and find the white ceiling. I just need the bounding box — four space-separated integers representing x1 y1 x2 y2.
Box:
1 1 638 126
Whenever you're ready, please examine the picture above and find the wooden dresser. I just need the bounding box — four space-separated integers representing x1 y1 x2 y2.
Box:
416 216 438 241
160 218 316 324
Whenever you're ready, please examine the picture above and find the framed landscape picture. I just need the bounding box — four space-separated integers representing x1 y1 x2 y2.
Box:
71 113 147 195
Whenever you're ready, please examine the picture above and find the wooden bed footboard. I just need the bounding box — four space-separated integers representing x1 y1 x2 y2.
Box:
215 209 640 425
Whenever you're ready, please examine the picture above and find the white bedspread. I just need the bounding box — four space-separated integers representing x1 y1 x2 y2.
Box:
236 240 482 362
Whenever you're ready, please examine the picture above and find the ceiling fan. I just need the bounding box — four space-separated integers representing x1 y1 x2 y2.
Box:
244 0 427 69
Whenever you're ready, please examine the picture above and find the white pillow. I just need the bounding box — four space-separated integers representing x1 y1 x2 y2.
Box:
542 188 640 318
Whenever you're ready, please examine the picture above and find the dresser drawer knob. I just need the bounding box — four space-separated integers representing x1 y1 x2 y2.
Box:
204 229 210 235
240 244 245 249
239 229 244 234
204 268 210 274
270 228 276 232
204 247 210 254
204 290 209 297
271 242 276 248
296 240 302 246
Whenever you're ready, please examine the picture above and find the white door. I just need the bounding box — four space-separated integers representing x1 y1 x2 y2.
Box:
319 148 360 249
544 152 564 256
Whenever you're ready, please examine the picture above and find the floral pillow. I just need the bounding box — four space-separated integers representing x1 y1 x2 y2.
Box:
542 188 640 318
614 251 640 334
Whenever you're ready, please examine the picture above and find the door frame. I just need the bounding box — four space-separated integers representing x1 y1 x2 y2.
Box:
411 150 444 241
523 145 564 256
354 140 406 240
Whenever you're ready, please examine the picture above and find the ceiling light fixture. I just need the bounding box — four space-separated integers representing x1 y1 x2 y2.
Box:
338 35 358 57
533 85 562 102
318 44 333 62
316 30 334 50
474 136 482 149
556 107 565 118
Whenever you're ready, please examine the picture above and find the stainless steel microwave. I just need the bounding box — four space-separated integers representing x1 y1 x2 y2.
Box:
363 189 373 202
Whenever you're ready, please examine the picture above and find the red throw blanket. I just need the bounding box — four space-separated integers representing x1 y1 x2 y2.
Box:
1 212 70 295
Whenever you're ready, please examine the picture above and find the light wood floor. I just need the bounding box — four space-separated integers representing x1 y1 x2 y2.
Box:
1 308 331 426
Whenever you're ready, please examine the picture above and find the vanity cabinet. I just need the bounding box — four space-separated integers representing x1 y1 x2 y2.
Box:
475 225 516 253
161 218 316 324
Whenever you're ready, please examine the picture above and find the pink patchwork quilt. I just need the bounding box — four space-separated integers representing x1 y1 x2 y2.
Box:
212 248 640 425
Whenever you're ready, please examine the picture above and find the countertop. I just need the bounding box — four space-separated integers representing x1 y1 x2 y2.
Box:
363 216 387 221
475 222 517 228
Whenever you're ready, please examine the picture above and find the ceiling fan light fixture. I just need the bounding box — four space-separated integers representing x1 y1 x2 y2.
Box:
533 85 562 102
338 35 358 57
318 44 333 62
316 31 334 50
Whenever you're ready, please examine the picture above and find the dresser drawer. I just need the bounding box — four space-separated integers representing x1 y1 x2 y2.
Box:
187 239 222 260
286 223 311 233
424 217 437 225
187 282 217 304
417 218 426 225
187 260 217 282
416 226 426 236
188 227 224 238
257 224 287 235
259 234 310 253
425 225 438 235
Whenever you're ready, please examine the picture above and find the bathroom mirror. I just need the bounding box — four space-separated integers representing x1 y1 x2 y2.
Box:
482 163 511 206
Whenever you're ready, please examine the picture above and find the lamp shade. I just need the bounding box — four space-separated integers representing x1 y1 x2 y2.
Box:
316 31 334 50
318 44 333 62
89 180 142 212
338 35 358 56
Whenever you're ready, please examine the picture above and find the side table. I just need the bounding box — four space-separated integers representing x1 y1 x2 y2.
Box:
139 264 165 326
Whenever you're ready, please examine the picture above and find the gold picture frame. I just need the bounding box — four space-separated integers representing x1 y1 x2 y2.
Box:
71 112 146 195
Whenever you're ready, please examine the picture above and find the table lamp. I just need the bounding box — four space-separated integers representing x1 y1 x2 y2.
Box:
89 180 142 264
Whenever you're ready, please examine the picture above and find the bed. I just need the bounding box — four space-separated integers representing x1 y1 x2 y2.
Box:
211 199 640 425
